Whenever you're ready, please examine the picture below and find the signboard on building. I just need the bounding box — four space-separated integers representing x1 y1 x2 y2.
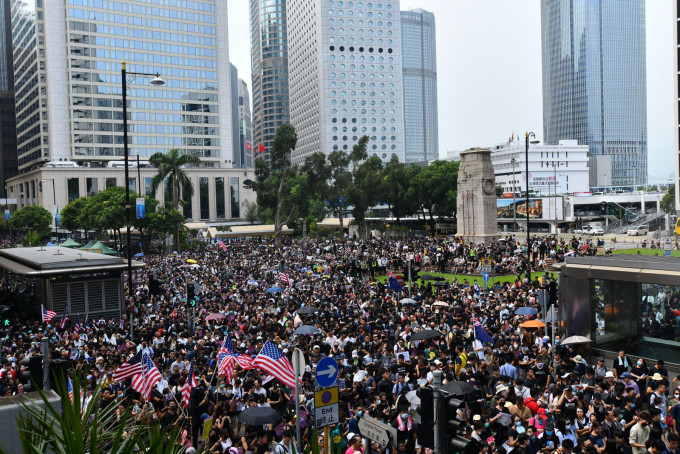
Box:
528 172 567 195
497 197 564 221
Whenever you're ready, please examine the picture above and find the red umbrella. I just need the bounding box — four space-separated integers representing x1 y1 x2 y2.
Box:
205 313 226 321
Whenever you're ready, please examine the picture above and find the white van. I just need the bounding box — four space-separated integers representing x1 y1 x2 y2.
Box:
627 224 648 236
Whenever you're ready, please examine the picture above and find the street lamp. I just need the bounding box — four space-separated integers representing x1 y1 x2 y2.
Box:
41 178 57 240
525 132 539 282
511 157 517 231
121 60 165 341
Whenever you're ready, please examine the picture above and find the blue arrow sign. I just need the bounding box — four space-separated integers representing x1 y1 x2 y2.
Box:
315 356 338 388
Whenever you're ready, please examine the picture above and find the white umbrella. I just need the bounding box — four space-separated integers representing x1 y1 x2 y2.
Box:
433 301 449 307
405 390 421 405
399 298 417 305
560 335 592 345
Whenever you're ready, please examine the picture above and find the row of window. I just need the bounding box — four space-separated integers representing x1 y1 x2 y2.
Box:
68 0 215 13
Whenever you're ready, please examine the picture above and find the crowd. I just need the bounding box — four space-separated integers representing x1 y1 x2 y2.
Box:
2 232 675 454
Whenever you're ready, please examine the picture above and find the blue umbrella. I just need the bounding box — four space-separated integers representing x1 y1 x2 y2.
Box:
515 306 538 316
266 286 283 293
134 252 145 258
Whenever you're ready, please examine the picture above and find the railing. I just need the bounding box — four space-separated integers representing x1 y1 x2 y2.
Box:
607 211 666 235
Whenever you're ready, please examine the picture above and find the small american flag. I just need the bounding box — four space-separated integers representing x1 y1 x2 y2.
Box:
217 239 227 252
68 378 74 403
113 350 144 382
59 305 70 329
131 353 162 401
41 305 57 323
345 245 351 255
219 336 234 354
181 361 197 407
278 272 290 287
252 341 297 388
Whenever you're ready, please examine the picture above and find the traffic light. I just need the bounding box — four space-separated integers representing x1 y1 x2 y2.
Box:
187 282 196 308
416 387 435 449
440 394 471 454
0 305 11 328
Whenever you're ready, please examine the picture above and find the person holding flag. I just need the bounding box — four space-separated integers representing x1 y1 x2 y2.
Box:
41 305 56 323
181 361 197 407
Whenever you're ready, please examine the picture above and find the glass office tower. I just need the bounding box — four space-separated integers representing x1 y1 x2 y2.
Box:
401 8 438 164
10 0 233 171
541 0 647 187
250 0 290 162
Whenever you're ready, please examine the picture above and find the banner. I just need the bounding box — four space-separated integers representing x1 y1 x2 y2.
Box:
136 198 145 219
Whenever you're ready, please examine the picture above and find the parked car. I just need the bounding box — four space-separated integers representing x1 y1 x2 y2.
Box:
627 224 648 236
590 227 605 235
573 228 583 234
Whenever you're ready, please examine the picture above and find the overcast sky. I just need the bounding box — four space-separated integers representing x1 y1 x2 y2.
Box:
228 1 675 184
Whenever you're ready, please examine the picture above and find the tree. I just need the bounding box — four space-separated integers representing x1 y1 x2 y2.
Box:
149 149 201 252
407 160 459 233
380 156 412 224
661 185 675 213
9 205 52 232
327 149 352 237
250 124 298 244
80 187 136 249
495 185 504 198
242 200 259 225
348 137 382 239
60 197 92 236
146 207 185 241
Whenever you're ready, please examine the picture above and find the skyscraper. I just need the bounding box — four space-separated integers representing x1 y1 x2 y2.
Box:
9 0 233 171
0 0 16 197
541 0 647 187
401 8 438 164
238 79 254 169
250 0 290 161
675 0 680 213
229 63 241 168
286 0 406 164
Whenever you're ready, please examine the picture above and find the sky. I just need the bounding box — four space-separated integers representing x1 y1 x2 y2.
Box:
228 0 675 184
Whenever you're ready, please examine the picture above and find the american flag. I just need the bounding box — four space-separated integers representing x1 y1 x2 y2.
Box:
232 353 254 370
113 350 144 381
217 239 227 252
278 272 290 287
219 336 234 354
345 245 351 255
59 305 70 329
181 361 197 407
218 353 236 381
252 341 296 388
74 314 81 333
67 378 74 402
131 353 162 401
41 305 57 323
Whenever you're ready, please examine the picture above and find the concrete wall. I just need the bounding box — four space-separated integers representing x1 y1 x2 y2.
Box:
0 390 61 452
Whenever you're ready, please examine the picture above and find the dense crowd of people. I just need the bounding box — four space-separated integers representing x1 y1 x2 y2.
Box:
2 232 676 454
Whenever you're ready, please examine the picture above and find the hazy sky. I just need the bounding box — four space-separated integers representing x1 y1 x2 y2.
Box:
228 1 675 184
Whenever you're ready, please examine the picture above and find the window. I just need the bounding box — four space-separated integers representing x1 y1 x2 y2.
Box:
199 177 209 220
67 178 80 202
230 177 240 218
215 177 225 219
106 177 116 189
86 178 98 197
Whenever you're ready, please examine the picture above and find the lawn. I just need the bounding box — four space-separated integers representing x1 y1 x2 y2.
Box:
612 248 680 257
375 271 521 286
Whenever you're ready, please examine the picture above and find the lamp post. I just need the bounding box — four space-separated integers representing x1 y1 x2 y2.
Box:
42 178 57 240
525 132 539 282
511 157 517 231
121 60 165 340
552 162 562 234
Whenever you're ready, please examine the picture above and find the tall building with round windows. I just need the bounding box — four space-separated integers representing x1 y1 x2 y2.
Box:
287 0 405 164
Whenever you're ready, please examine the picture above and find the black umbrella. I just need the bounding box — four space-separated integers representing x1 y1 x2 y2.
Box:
294 324 321 335
432 281 448 287
433 276 446 281
239 406 282 425
297 306 318 315
441 380 475 396
409 329 443 342
419 274 436 281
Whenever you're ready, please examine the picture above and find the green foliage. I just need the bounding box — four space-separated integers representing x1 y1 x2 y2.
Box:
22 230 47 247
149 149 201 212
661 185 675 213
146 207 185 237
60 197 90 233
9 205 52 232
242 200 259 224
80 186 136 233
495 185 504 197
3 370 185 454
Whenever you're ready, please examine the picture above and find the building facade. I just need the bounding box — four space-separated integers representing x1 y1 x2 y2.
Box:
286 0 406 164
675 0 680 213
541 0 647 187
10 0 234 172
238 79 253 169
0 0 16 197
250 0 290 161
229 63 241 168
401 8 438 164
490 139 590 196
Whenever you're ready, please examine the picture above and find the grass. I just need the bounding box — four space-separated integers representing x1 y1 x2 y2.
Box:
375 271 523 286
612 248 680 257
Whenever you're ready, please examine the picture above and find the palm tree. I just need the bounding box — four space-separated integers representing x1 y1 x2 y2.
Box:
149 149 201 252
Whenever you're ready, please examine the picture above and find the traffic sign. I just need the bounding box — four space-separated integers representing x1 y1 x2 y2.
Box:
666 250 672 256
480 257 493 274
359 415 398 447
292 348 306 377
315 402 339 428
314 387 339 407
481 272 489 289
315 356 338 388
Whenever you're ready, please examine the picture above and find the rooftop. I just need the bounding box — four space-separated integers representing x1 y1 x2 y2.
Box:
0 247 144 276
565 254 680 272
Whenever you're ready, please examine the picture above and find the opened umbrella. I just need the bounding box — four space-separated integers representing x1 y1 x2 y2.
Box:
294 325 321 335
205 313 226 321
405 390 421 405
515 307 538 316
297 306 318 315
399 298 417 305
433 281 448 287
520 320 545 329
134 252 145 258
441 380 475 396
238 406 282 425
560 335 592 345
419 274 436 281
409 329 443 342
432 301 449 307
266 286 283 293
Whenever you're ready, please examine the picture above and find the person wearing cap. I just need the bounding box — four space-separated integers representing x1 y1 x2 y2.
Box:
594 357 608 379
622 372 641 398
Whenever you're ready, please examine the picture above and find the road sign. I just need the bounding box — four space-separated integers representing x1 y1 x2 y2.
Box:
315 356 338 387
359 415 398 447
315 402 339 428
665 238 672 246
666 250 672 256
314 387 339 407
292 348 306 377
481 272 489 289
480 257 493 274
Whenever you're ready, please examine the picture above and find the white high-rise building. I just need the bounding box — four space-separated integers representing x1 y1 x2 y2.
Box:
10 0 233 171
287 0 406 164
